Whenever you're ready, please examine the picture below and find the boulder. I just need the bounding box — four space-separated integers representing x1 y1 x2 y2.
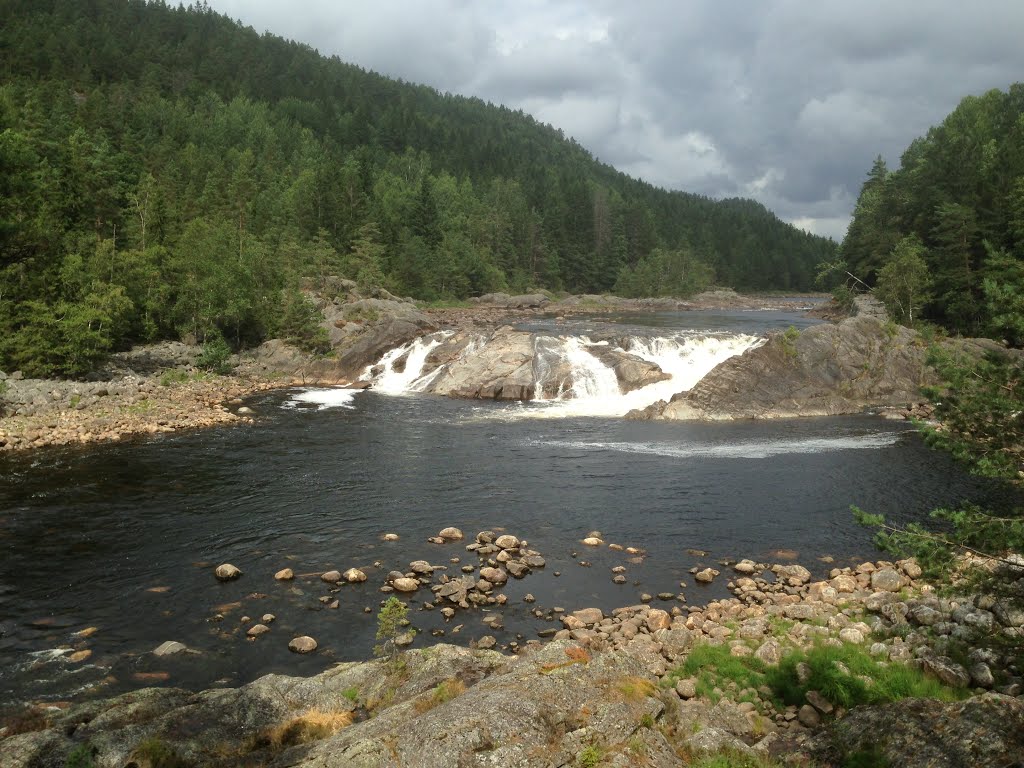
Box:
343 568 368 583
246 624 270 638
392 578 420 593
921 656 970 688
870 568 904 592
409 561 433 575
274 568 294 581
479 567 508 585
287 636 318 654
571 608 604 626
494 534 520 549
774 563 812 585
214 563 242 582
152 641 187 657
646 609 672 632
438 527 464 541
321 570 342 584
505 561 529 578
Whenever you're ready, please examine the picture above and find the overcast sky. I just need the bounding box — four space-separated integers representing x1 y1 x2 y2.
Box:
206 1 1024 241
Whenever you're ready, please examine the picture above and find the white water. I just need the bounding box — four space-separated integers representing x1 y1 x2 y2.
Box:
531 432 903 459
363 329 762 419
530 333 762 418
365 332 452 394
283 388 362 410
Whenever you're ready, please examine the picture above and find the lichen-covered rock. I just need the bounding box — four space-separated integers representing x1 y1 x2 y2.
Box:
803 693 1024 768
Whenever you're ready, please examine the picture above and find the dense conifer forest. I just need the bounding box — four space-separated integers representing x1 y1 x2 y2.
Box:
838 84 1024 341
0 0 835 376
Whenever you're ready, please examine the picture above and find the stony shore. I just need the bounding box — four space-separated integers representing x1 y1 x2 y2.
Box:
3 531 1022 767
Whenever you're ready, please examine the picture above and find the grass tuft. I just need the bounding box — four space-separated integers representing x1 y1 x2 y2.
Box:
413 678 467 714
261 709 353 749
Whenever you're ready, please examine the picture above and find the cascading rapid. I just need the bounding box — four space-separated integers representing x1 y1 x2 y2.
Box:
360 327 763 418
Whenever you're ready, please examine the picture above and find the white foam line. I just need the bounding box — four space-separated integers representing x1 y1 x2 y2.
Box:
531 433 903 459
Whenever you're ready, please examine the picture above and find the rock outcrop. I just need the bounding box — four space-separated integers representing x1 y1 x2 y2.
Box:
632 315 931 420
400 327 669 402
804 693 1024 768
0 642 671 768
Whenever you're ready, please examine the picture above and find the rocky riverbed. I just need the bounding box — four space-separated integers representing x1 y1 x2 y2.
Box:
3 541 1023 768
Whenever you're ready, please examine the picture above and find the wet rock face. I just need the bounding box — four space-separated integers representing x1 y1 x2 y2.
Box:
632 315 932 420
404 326 670 403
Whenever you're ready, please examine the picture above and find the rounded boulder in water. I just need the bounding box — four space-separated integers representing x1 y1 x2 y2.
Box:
214 564 242 582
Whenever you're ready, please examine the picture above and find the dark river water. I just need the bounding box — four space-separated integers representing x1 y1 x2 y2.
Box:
0 308 1012 706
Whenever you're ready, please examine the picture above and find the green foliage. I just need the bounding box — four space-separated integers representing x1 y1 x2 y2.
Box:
855 502 1024 586
874 236 932 326
667 642 963 717
0 0 834 377
342 687 359 703
766 643 960 710
129 738 190 768
780 325 801 358
613 246 714 298
577 744 604 767
840 746 889 768
923 346 1024 479
689 750 786 768
194 334 234 375
842 86 1024 336
374 596 409 661
64 744 96 768
274 288 331 355
982 245 1024 346
158 369 207 387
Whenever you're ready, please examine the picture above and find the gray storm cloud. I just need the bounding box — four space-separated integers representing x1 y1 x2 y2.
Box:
207 0 1024 241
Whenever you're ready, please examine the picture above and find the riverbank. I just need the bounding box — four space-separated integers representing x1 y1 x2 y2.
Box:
0 290 829 452
2 545 1021 767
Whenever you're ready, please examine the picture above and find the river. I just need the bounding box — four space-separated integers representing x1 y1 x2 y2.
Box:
0 307 1009 706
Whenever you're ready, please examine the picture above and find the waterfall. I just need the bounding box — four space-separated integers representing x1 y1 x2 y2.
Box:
366 332 451 394
364 329 763 418
527 333 763 418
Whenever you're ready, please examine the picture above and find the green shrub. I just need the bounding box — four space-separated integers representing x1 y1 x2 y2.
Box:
64 744 96 768
577 744 604 767
128 738 190 768
195 334 234 374
780 325 801 358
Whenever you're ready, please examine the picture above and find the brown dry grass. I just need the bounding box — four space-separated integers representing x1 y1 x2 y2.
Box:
263 709 354 749
615 676 657 701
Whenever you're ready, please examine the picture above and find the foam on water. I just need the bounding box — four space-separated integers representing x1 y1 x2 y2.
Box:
530 432 904 459
283 388 362 410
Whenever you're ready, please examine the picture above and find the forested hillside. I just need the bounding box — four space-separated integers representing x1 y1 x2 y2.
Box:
839 84 1024 340
0 0 835 376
